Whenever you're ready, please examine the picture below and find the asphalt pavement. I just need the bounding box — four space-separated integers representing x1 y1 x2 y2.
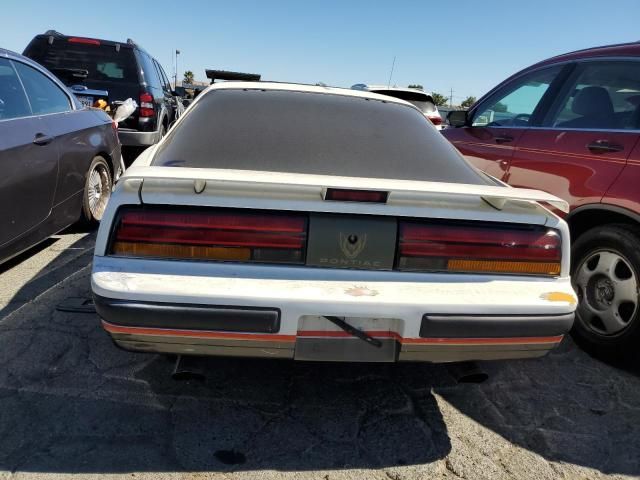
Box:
0 229 639 480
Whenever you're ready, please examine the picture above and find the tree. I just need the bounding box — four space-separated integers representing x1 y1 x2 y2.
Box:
493 101 508 113
431 92 448 107
182 70 195 85
408 84 424 90
461 96 476 108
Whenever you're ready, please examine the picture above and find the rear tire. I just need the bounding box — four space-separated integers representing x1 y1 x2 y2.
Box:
570 224 640 364
81 156 112 223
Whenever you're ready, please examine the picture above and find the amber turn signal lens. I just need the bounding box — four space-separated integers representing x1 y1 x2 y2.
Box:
447 259 561 276
112 241 251 261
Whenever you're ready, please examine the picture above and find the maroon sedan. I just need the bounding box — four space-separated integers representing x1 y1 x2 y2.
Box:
443 41 640 362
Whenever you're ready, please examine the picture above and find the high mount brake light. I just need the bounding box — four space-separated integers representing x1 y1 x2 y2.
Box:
110 209 307 264
68 37 100 45
324 188 388 203
397 221 561 276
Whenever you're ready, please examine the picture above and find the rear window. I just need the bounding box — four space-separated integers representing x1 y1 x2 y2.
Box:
24 38 138 84
152 88 487 185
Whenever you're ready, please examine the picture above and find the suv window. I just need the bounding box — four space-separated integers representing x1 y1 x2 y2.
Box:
0 59 31 120
545 61 640 130
139 52 161 90
472 65 562 127
24 39 138 85
14 61 71 115
155 60 171 91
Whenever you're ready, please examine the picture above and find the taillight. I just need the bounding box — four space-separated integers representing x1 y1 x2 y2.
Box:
427 115 443 126
397 221 561 276
110 209 307 264
139 92 155 117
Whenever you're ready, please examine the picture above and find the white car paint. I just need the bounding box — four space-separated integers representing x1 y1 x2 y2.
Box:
92 83 577 363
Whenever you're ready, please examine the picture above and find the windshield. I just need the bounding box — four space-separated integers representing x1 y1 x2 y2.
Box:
152 88 486 185
24 38 138 85
370 89 437 113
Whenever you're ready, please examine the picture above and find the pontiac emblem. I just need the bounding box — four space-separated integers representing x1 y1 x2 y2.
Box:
339 233 367 259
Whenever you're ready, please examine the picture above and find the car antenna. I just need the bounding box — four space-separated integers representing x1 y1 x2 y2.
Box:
387 55 396 88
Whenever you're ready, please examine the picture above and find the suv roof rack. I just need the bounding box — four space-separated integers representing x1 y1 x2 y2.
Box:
205 69 261 84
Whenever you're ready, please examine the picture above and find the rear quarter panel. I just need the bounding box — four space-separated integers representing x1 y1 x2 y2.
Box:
44 108 119 206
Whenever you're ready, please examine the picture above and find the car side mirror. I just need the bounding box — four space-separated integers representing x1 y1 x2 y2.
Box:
447 110 468 128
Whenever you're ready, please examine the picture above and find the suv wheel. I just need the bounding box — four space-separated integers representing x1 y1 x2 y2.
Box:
82 156 112 223
571 224 640 362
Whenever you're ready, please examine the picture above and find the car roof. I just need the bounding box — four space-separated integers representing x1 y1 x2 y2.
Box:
1 47 52 70
531 41 640 69
200 81 418 107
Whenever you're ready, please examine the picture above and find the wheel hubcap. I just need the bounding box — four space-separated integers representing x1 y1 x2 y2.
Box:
573 250 639 336
87 164 111 220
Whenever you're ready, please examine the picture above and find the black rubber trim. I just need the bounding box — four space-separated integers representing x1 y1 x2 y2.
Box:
93 294 280 333
420 313 574 338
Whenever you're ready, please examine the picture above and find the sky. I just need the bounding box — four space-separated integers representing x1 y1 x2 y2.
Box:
2 0 639 102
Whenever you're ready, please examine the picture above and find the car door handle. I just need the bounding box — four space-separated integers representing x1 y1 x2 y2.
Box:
587 140 624 154
494 135 514 144
33 133 54 146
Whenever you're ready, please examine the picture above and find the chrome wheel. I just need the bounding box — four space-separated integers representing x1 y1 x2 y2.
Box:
87 162 111 221
573 250 639 336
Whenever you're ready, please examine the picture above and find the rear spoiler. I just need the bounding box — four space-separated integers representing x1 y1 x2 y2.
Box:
205 70 261 83
125 166 570 213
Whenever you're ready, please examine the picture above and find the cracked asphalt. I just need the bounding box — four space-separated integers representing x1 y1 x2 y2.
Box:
0 229 639 480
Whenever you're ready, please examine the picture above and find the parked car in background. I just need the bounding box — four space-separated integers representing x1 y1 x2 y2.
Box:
0 48 121 264
92 82 576 363
352 84 444 129
443 41 640 362
23 31 179 153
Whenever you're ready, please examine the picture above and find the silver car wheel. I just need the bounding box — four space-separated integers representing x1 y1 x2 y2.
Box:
87 162 111 221
572 249 638 336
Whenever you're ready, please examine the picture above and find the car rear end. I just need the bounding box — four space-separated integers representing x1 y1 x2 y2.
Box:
368 87 444 130
91 85 576 363
23 33 152 141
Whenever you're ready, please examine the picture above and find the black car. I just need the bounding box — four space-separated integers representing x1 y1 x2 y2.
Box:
0 48 121 264
23 30 178 150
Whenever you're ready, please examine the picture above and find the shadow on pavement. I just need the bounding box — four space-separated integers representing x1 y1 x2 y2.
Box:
0 252 638 475
0 229 96 321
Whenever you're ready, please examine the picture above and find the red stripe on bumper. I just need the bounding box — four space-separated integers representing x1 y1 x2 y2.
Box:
103 322 563 346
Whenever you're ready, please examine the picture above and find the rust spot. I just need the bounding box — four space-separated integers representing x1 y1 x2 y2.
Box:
540 292 577 305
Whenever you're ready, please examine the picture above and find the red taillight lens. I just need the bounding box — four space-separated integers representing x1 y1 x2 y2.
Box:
325 188 388 203
68 37 100 45
397 222 561 276
427 115 443 125
110 209 307 264
139 92 155 117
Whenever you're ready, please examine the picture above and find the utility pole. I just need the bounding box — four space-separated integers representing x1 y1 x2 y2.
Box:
174 49 181 88
449 88 454 107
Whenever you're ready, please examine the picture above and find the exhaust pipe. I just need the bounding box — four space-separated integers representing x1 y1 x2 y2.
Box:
446 361 488 384
172 355 206 381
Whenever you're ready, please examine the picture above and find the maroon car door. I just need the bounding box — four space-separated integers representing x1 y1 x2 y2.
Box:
507 61 640 211
444 65 564 181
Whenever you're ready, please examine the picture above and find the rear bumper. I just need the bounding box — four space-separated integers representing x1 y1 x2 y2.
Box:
117 128 161 147
92 256 576 363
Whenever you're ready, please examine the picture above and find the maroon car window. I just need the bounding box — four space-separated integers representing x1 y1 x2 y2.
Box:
14 61 71 115
0 59 31 120
152 89 489 185
472 65 562 127
546 61 640 130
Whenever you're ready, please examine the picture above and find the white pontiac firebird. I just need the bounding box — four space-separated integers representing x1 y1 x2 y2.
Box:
91 82 577 363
